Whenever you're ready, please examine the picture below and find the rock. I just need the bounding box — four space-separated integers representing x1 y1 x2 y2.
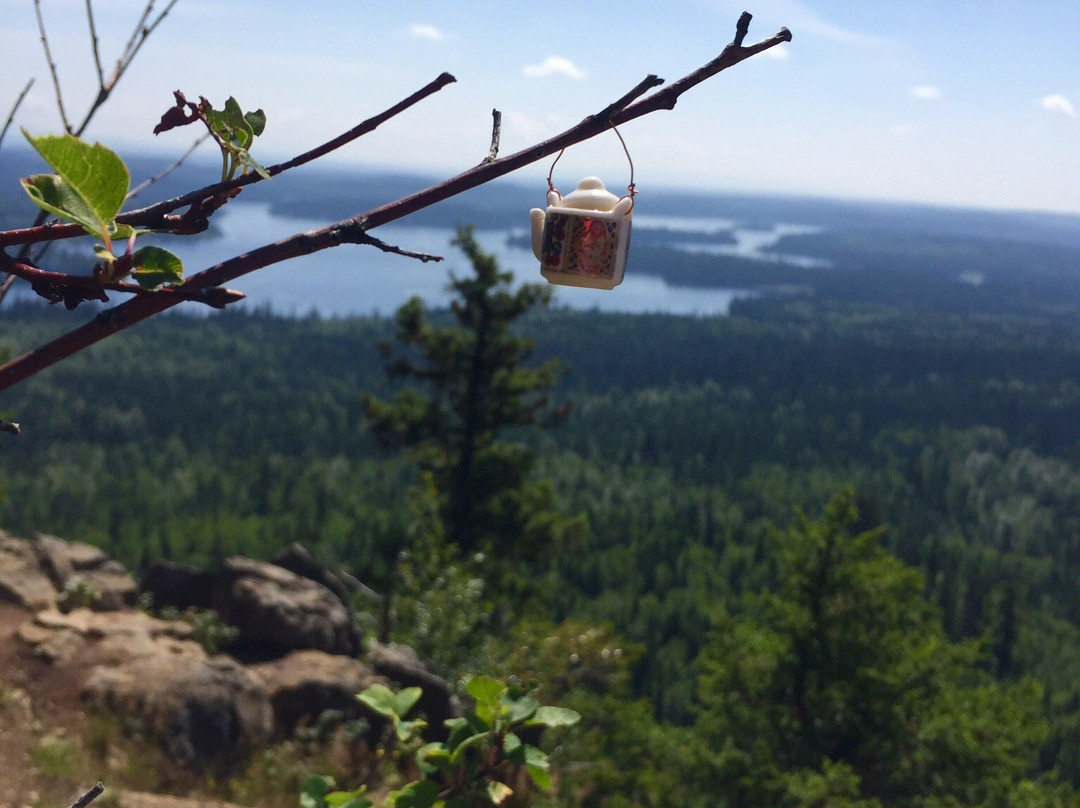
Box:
366 641 460 732
0 532 58 610
32 532 138 611
140 560 217 612
271 542 353 613
83 651 272 771
19 607 198 665
250 649 384 735
214 557 360 658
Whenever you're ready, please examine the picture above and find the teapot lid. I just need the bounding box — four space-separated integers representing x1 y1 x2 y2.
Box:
556 177 620 212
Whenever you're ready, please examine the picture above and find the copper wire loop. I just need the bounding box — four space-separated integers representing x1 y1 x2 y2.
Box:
546 122 637 210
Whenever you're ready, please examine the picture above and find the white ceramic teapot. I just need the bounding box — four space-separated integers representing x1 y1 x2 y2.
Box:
529 176 633 289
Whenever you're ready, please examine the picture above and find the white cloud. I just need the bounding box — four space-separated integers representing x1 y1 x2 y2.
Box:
910 85 941 100
1041 94 1076 118
523 55 588 80
409 23 445 41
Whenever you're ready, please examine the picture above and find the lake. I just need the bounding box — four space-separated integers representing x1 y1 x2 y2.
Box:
66 203 819 318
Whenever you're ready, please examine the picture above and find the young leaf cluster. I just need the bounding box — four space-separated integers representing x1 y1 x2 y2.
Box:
20 132 183 290
153 91 268 181
310 678 580 808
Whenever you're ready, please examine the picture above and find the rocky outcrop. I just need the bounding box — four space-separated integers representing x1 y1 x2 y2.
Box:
32 532 140 611
83 651 272 770
215 556 361 657
142 554 362 658
251 649 384 735
140 559 217 612
0 530 58 610
5 529 459 774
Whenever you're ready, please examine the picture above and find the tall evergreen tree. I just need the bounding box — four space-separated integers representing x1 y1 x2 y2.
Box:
693 490 1065 808
363 226 566 559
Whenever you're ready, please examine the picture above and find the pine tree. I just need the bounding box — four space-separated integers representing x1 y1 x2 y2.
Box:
363 226 566 559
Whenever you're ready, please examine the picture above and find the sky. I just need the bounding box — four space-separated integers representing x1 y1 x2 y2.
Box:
2 0 1079 215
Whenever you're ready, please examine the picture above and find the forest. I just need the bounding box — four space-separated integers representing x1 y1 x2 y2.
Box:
5 206 1080 804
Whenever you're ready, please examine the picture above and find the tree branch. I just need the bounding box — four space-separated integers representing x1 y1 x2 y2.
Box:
483 109 502 164
0 72 459 248
69 782 104 808
0 252 245 309
33 0 71 133
0 14 791 395
0 0 182 305
0 78 34 151
85 0 106 89
77 0 180 136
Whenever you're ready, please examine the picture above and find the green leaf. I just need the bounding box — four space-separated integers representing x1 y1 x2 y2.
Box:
245 108 267 136
237 149 271 180
131 246 184 290
21 174 102 236
388 779 439 808
448 730 490 764
395 717 428 744
503 694 538 726
416 741 452 774
21 131 129 236
524 745 553 790
358 683 399 718
205 97 252 148
502 732 523 763
528 705 581 728
325 788 373 808
467 676 505 725
526 764 553 791
300 775 335 808
486 781 514 806
393 686 424 719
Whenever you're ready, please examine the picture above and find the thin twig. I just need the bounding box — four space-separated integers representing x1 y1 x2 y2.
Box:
75 0 180 136
0 78 35 151
594 74 665 123
0 0 181 305
127 133 212 201
357 234 444 263
0 72 459 247
0 15 791 393
483 109 502 164
34 0 71 133
85 0 106 89
0 252 246 309
69 782 105 808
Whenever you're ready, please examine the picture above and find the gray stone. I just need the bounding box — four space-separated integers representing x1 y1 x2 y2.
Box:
0 532 57 611
251 649 383 735
214 556 360 657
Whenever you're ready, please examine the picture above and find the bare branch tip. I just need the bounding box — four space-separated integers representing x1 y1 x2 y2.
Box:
69 782 105 808
734 12 753 48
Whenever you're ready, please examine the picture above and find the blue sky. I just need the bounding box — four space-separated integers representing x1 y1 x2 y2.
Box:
2 1 1079 214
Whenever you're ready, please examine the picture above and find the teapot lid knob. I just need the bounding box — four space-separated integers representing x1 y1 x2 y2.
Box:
557 176 620 211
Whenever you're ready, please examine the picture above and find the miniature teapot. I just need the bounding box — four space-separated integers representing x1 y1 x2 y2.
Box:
530 177 633 289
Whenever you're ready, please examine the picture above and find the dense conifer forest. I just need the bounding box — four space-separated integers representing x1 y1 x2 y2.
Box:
6 250 1080 804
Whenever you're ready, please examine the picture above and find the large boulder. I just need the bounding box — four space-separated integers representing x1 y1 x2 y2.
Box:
251 649 384 735
214 557 361 658
140 559 217 612
0 531 57 610
31 532 139 611
83 651 272 771
270 542 353 612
